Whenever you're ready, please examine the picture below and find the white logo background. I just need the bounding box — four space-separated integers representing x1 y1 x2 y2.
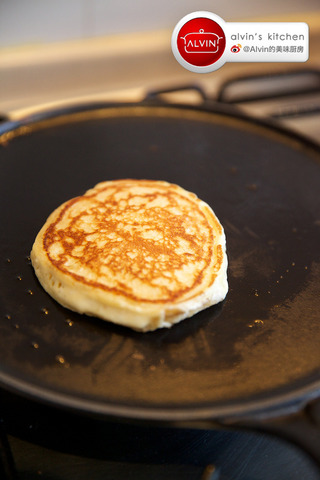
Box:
172 12 309 73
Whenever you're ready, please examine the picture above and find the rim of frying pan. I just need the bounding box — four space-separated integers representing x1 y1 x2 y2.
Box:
2 98 320 158
1 99 320 424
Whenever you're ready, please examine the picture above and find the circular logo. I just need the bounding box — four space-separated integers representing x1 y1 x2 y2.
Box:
172 12 227 73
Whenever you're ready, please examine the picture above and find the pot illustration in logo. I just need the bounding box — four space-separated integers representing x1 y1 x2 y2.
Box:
231 44 242 53
180 29 224 53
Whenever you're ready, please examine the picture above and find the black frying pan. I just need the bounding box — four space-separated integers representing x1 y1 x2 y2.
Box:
1 99 320 467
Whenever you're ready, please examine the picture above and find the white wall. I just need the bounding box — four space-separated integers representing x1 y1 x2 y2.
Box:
1 0 319 47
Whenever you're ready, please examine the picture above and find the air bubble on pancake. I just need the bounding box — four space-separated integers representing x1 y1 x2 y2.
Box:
126 251 138 260
140 229 163 241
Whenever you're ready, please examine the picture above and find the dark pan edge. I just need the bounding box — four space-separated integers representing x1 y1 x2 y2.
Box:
1 368 320 425
2 98 320 162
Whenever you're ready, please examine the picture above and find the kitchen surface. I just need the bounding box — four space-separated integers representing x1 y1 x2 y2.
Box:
1 2 320 480
0 6 319 117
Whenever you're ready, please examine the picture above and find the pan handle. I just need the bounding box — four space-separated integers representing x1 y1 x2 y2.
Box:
0 423 16 480
221 398 320 474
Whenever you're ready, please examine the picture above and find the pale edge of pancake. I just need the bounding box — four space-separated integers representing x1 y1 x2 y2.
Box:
30 186 228 332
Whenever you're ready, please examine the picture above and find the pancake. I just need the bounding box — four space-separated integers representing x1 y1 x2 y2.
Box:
31 179 228 332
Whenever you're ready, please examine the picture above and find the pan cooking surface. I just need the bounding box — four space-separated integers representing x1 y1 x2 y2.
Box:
1 104 320 420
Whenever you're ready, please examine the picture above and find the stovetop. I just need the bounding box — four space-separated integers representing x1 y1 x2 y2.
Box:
1 15 320 479
1 390 320 480
1 69 320 479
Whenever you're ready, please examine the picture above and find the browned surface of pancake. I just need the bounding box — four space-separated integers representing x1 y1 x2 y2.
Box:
31 179 228 331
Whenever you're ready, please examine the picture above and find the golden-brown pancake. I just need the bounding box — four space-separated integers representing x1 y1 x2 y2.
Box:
31 179 228 331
